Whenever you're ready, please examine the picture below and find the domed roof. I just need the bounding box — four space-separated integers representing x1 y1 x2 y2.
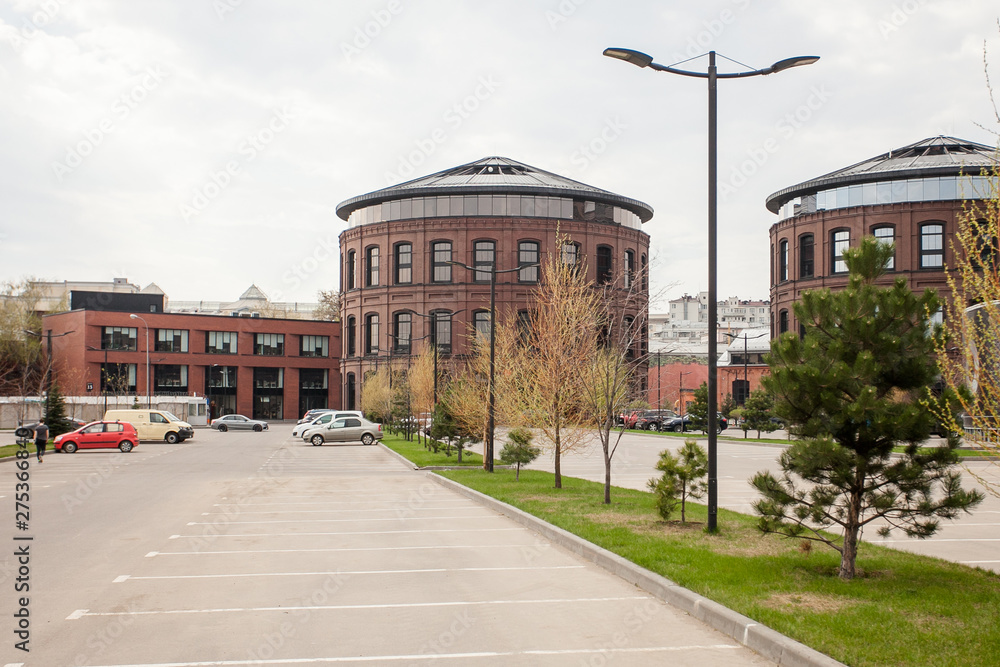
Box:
336 156 654 222
766 136 998 213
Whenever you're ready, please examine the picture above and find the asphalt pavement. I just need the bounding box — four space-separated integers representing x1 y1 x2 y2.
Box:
0 426 779 666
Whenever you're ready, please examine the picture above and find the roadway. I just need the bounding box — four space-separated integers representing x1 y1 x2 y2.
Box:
0 427 773 666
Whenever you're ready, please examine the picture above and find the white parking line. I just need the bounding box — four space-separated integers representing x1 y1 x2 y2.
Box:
149 544 543 556
113 565 585 582
69 595 645 619
199 506 487 516
168 527 522 539
186 515 505 525
878 538 1000 543
60 645 745 666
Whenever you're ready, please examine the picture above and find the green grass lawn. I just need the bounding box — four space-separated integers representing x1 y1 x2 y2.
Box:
437 468 1000 667
380 432 484 467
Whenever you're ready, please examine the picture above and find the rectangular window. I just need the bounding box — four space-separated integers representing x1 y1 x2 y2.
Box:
831 230 850 274
365 314 380 355
518 241 539 283
393 312 412 354
101 363 136 393
207 331 238 354
346 250 356 290
873 226 895 269
474 310 491 339
299 368 328 390
624 250 635 289
155 329 188 353
207 365 236 389
346 317 356 357
562 242 579 267
921 224 944 268
254 333 284 356
596 246 612 284
154 365 188 391
799 235 814 278
474 240 495 283
779 241 788 281
253 367 283 389
432 311 452 354
395 243 412 284
365 246 380 286
300 335 329 357
432 241 452 283
102 326 137 351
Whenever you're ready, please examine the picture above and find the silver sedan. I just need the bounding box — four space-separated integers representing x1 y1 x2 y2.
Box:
302 417 383 446
211 414 269 432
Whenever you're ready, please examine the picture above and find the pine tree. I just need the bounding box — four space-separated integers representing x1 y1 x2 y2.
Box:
754 237 984 580
687 382 710 433
742 389 777 438
43 382 70 438
647 439 707 523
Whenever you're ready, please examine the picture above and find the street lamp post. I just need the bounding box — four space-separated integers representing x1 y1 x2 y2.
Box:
448 260 538 472
723 331 767 405
412 310 464 407
129 314 150 408
603 46 818 532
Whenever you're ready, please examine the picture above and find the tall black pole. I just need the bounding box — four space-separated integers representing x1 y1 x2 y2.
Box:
486 265 497 472
707 51 719 533
743 335 749 405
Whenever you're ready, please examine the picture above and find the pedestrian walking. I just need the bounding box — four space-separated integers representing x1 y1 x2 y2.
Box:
34 418 48 463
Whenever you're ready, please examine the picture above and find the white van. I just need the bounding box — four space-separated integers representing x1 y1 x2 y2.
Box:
103 409 194 443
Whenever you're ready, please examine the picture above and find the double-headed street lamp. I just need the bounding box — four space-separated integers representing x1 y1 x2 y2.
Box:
603 47 818 532
723 330 767 405
448 259 539 472
129 314 150 408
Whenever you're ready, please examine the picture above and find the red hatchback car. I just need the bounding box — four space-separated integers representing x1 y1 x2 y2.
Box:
54 421 139 453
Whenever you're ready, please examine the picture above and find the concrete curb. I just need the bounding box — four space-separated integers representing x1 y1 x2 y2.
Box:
429 473 845 667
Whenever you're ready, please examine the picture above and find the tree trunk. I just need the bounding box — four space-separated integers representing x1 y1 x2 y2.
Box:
554 435 562 489
838 469 866 580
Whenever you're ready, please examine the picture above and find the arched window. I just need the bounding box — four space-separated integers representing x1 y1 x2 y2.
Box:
873 226 895 270
518 240 540 283
920 223 944 268
779 240 788 282
346 315 356 357
798 234 814 278
830 229 850 274
624 250 635 289
393 311 412 354
364 245 380 286
779 309 789 334
364 314 379 355
394 242 412 285
641 254 647 291
596 245 613 284
345 373 356 410
561 242 580 268
346 250 356 290
473 240 496 283
432 241 452 283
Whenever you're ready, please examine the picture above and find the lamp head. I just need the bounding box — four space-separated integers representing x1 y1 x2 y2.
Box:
769 55 819 74
603 47 654 68
129 314 138 320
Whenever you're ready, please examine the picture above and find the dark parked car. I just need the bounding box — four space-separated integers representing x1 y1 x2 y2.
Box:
662 412 728 434
634 409 676 431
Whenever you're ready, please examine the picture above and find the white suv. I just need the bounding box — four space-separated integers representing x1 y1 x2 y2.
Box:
290 411 363 438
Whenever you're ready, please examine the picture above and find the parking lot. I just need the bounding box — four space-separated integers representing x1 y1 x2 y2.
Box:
0 427 773 666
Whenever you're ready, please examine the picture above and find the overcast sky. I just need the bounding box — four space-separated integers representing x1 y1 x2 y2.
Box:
1 1 998 309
